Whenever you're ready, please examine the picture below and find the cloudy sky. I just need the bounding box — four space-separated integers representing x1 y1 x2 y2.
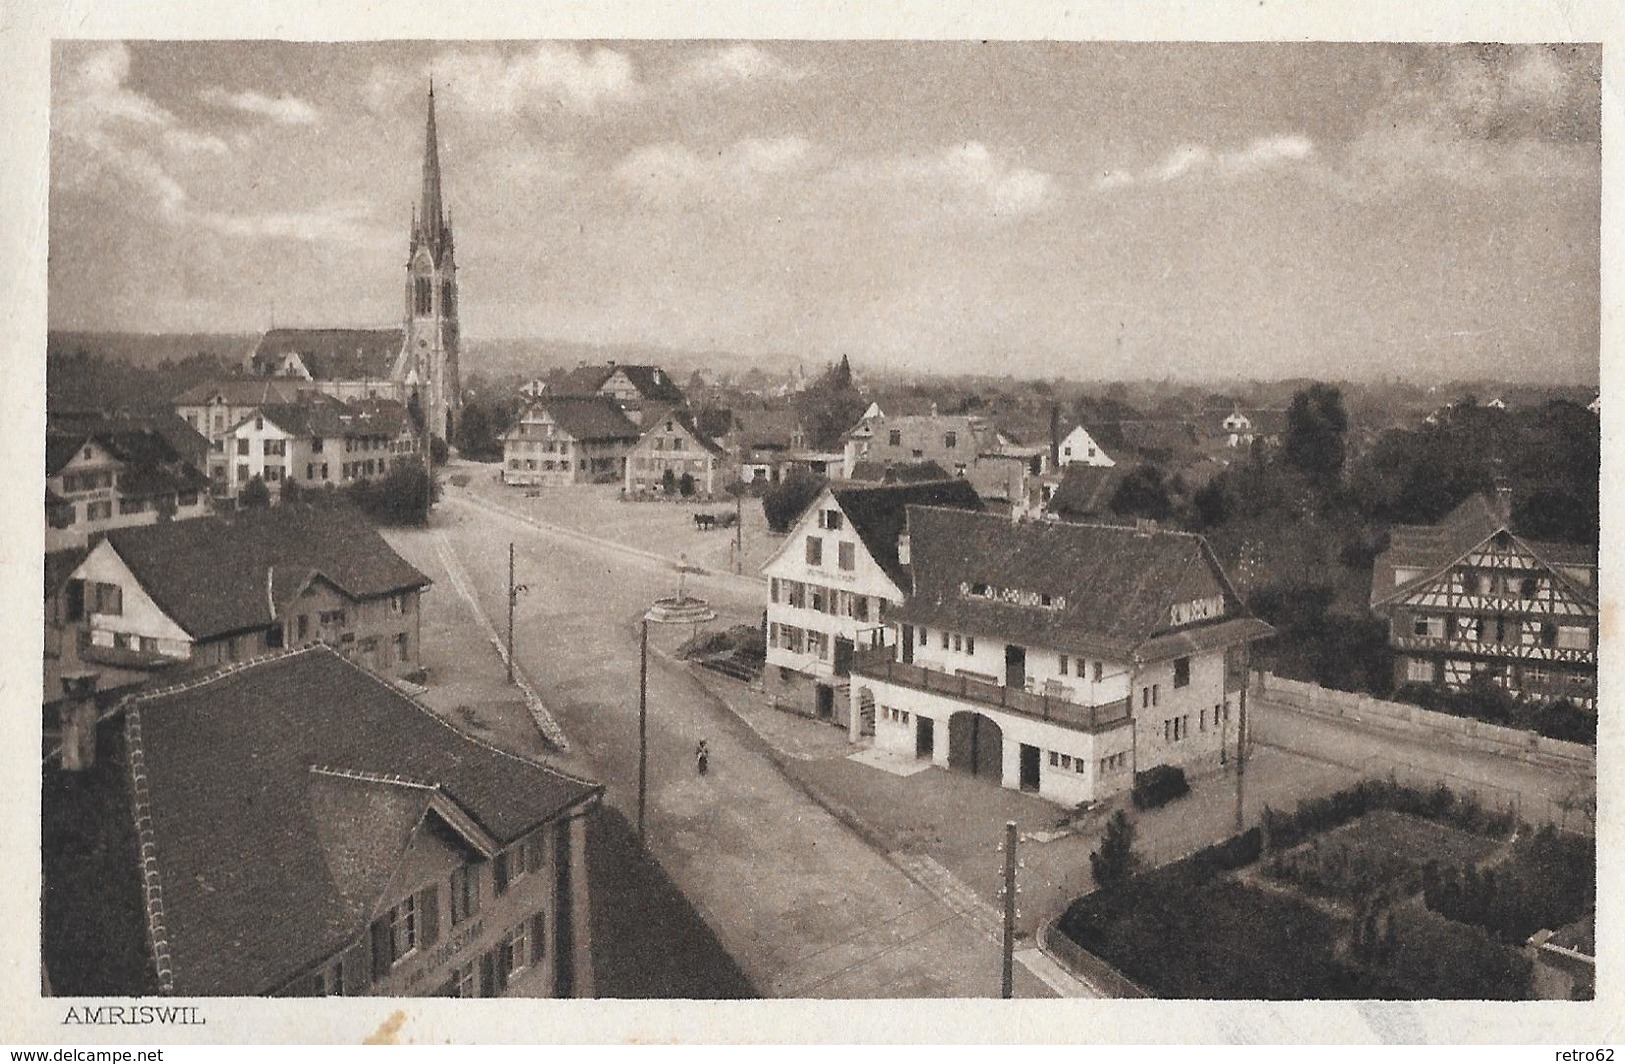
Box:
48 41 1600 382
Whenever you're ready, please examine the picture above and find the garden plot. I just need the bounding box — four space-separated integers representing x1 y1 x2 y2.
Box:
1256 809 1503 907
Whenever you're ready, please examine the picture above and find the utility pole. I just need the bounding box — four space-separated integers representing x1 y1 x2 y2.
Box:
735 490 743 575
1001 820 1018 999
638 617 649 840
506 542 527 685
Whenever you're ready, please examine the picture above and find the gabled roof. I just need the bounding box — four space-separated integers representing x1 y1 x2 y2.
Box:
640 408 726 456
828 479 984 588
245 396 414 440
505 395 642 443
893 507 1268 662
173 378 309 407
553 363 686 405
49 410 210 469
694 407 736 440
45 547 89 601
96 501 430 641
250 328 405 381
1370 493 1598 610
1046 464 1126 519
116 646 601 994
1085 420 1199 458
736 408 802 449
46 427 210 498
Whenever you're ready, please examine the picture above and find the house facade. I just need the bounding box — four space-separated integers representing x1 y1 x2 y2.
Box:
1370 491 1597 709
624 409 731 495
223 397 421 501
61 502 430 680
45 430 211 552
761 481 983 724
500 397 641 487
849 508 1272 806
42 646 601 997
174 379 311 491
1056 424 1115 467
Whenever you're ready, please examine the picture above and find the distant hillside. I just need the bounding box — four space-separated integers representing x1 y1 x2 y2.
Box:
463 337 814 382
47 331 260 369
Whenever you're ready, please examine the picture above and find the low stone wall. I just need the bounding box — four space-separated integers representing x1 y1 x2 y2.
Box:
1256 672 1594 769
1039 918 1149 998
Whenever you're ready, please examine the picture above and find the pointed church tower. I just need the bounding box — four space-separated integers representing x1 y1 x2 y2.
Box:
401 82 460 441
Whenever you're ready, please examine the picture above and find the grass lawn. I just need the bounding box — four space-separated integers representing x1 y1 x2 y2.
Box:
1260 809 1502 905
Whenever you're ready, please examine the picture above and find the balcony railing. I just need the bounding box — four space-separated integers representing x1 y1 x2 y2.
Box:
851 649 1132 733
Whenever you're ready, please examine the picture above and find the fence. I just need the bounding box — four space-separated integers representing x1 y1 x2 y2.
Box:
1038 918 1149 998
851 655 1133 733
1256 672 1594 769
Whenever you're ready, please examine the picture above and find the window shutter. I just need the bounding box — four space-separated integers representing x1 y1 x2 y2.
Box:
65 579 84 622
369 918 392 982
531 912 547 965
526 836 544 875
342 943 370 995
479 951 496 998
417 886 439 947
495 944 512 993
493 853 510 896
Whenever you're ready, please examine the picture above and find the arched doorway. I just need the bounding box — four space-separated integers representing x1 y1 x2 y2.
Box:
947 711 1004 780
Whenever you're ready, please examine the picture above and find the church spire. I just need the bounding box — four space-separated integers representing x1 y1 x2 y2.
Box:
418 82 445 257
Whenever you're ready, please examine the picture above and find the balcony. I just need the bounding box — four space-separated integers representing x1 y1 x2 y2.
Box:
850 647 1132 733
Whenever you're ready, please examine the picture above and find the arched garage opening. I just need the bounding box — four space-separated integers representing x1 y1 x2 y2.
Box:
947 711 1003 780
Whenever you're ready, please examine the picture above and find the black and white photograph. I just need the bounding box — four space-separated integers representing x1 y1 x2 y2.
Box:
2 1 1617 1049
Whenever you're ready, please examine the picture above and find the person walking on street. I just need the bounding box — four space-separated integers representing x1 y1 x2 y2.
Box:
696 739 710 776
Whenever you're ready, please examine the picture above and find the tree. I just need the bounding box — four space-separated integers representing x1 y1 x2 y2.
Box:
239 476 271 509
762 466 827 533
1109 464 1174 522
679 472 696 497
828 354 853 392
452 399 502 462
1090 810 1139 890
661 468 677 495
279 478 304 506
1282 383 1349 487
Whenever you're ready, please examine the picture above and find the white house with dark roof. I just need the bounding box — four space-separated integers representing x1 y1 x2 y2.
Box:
761 480 983 725
1055 423 1115 468
223 395 422 500
61 501 431 680
41 645 601 997
499 396 642 486
849 507 1272 806
623 408 732 495
45 425 211 551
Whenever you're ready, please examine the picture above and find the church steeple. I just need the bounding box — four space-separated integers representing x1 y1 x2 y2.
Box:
416 83 447 263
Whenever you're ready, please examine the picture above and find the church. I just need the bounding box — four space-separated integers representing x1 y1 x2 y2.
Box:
244 86 462 443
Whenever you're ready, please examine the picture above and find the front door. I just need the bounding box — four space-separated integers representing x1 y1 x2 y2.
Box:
916 715 934 759
1019 743 1041 792
1005 644 1027 689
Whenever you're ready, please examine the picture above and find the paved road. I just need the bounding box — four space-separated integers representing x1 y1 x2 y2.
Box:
433 485 1052 998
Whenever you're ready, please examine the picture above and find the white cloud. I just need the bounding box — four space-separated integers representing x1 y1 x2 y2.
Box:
614 135 815 203
191 199 389 247
200 87 319 125
1098 134 1315 192
675 44 808 87
434 44 639 116
162 127 230 156
838 141 1053 219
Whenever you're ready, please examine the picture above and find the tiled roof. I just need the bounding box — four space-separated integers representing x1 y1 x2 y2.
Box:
1085 420 1199 459
554 363 686 405
49 410 210 469
846 460 952 485
891 507 1265 662
1370 493 1598 609
122 646 601 994
1046 465 1125 519
249 396 414 440
641 409 726 456
506 396 641 443
46 427 210 498
828 479 984 589
172 378 309 407
45 547 89 601
99 501 430 641
736 408 802 449
251 328 405 380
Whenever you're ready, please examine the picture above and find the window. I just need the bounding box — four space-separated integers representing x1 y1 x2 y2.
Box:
94 582 123 616
394 632 410 663
820 509 844 531
388 895 419 963
87 500 114 522
1060 754 1072 769
1059 655 1069 675
1093 661 1103 683
265 439 286 456
1406 657 1434 683
320 463 329 479
297 614 309 640
952 634 962 651
237 438 250 456
1173 657 1190 688
838 541 856 571
447 961 478 998
307 463 315 480
944 431 957 449
312 438 324 453
119 497 146 515
888 429 902 446
237 464 250 483
853 595 869 622
1153 684 1160 706
1142 687 1151 709
451 864 481 925
1557 626 1591 651
941 631 950 649
805 536 823 566
1049 751 1060 766
966 636 975 655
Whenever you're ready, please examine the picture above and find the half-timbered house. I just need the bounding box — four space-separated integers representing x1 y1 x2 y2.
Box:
1369 490 1597 708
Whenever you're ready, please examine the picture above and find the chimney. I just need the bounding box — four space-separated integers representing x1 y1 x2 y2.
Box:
59 671 99 772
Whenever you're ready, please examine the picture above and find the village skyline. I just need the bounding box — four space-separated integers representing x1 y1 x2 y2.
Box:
49 41 1601 386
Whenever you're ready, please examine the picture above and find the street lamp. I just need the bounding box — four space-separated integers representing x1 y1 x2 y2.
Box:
637 560 716 841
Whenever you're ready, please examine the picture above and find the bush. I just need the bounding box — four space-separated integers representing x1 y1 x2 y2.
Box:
429 437 449 465
679 472 696 497
1131 764 1189 810
1089 810 1139 890
1189 828 1263 876
1423 824 1595 945
344 465 438 526
661 468 677 495
239 476 271 509
1390 681 1596 746
762 466 827 533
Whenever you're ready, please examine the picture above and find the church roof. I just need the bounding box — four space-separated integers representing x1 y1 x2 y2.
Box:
250 329 406 381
